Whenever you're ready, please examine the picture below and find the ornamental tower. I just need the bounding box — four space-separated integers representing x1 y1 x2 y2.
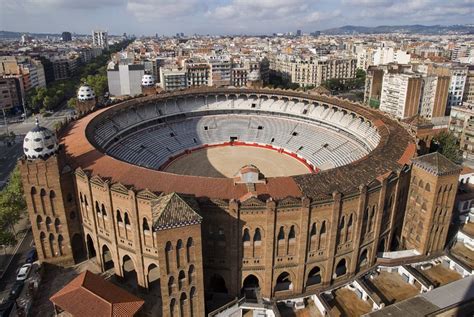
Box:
19 119 84 265
401 152 461 255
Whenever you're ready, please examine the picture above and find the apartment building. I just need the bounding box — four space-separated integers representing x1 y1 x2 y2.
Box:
463 65 474 104
107 63 145 96
185 62 211 87
159 68 187 90
209 56 231 87
0 76 23 110
419 75 450 119
379 72 423 119
92 30 109 50
269 55 357 87
447 65 468 111
449 103 474 159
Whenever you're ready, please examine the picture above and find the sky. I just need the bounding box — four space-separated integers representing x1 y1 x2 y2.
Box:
0 0 473 36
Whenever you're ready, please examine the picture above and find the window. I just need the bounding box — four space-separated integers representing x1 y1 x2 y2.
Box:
243 228 250 242
253 228 262 242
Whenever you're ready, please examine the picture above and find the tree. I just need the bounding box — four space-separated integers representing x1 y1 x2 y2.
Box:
67 97 77 109
432 131 462 163
0 167 25 245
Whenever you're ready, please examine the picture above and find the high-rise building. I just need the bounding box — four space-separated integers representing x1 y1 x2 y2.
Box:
61 32 72 42
92 30 109 50
296 29 302 37
449 103 474 160
447 65 468 112
379 72 423 119
419 75 450 119
107 62 145 96
463 65 474 104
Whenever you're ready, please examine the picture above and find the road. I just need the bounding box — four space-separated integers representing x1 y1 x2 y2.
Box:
0 229 33 293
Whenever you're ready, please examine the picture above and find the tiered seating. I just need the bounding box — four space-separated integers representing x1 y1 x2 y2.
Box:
94 95 382 172
106 114 368 171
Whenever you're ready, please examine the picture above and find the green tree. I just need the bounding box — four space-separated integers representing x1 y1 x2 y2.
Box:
0 167 26 245
67 97 77 109
432 131 462 163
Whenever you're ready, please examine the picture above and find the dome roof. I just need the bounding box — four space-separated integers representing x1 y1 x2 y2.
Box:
142 74 155 87
23 118 59 160
77 85 96 101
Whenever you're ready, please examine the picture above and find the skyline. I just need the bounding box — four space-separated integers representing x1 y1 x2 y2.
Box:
1 0 473 36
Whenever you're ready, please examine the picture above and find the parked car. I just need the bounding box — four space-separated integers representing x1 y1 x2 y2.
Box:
16 264 32 281
8 281 24 300
25 249 37 263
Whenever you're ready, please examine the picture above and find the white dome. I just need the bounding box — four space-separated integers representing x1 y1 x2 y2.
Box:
23 118 59 160
248 69 261 81
77 85 96 101
142 74 155 87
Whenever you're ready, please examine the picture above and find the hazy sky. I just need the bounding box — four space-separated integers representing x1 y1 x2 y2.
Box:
1 0 473 35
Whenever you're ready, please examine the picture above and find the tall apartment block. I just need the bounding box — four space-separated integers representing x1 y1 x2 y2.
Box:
463 65 474 104
92 30 109 50
449 103 474 160
107 63 145 96
379 72 423 119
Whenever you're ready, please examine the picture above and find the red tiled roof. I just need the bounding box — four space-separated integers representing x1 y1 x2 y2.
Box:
50 271 144 317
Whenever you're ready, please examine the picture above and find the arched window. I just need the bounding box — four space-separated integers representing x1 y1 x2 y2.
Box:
168 276 175 295
188 265 195 284
170 298 176 317
46 217 52 231
36 215 43 230
79 192 83 203
54 218 61 233
116 210 123 223
49 233 55 257
95 201 100 214
186 237 194 262
339 216 345 229
101 204 107 217
180 293 187 317
288 226 296 240
178 270 186 289
58 235 64 256
124 212 131 226
253 228 262 242
307 266 322 286
278 226 285 240
143 218 150 232
425 183 431 192
242 228 250 242
320 221 326 234
335 258 347 277
310 223 317 238
348 214 353 228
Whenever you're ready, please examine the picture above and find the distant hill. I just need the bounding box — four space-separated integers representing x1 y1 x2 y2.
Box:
321 24 474 35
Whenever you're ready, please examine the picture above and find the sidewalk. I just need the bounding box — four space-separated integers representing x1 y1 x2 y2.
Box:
0 215 31 278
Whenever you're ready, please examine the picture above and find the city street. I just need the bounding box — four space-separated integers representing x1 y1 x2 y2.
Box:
0 229 33 293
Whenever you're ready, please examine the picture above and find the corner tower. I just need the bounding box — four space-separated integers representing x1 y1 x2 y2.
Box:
401 152 461 255
19 119 84 265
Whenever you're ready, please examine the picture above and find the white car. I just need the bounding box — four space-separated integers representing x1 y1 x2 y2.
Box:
16 263 32 281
